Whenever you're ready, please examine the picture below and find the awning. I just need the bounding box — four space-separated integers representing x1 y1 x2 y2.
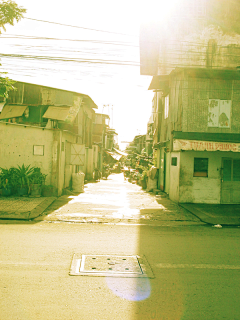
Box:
148 75 169 91
105 151 122 161
0 104 28 119
113 148 128 157
173 131 240 143
43 106 71 121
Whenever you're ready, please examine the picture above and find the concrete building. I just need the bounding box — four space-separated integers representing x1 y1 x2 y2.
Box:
140 1 240 204
148 68 240 204
0 81 99 195
92 113 110 171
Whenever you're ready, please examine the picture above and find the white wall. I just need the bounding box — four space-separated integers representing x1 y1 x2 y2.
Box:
169 152 180 202
179 151 223 204
0 123 53 185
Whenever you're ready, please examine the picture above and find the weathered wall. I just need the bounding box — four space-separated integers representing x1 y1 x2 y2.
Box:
0 123 53 185
169 152 180 202
159 73 184 146
59 131 76 195
181 77 240 133
179 151 224 203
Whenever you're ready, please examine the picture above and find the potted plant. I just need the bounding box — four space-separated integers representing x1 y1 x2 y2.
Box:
1 178 12 196
0 167 15 196
15 164 34 196
41 185 57 197
29 167 47 197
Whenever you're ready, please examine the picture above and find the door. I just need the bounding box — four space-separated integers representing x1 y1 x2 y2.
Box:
221 158 240 203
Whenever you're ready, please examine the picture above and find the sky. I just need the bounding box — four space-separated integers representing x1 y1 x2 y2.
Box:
0 0 181 150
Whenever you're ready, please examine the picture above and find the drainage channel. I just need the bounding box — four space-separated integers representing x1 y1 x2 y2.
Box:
69 254 154 278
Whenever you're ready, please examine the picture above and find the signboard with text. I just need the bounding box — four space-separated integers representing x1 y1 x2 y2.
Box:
173 139 240 152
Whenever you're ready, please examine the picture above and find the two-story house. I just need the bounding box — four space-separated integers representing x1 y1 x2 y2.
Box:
140 0 240 204
149 68 240 204
0 81 99 195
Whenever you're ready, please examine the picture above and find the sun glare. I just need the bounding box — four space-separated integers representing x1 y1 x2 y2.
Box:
140 0 182 24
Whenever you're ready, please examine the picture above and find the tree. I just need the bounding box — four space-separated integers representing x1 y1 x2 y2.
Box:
0 0 26 98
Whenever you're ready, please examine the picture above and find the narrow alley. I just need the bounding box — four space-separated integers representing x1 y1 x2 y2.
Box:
37 173 201 226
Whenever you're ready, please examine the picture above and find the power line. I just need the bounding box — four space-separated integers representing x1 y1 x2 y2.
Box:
0 34 138 47
0 53 139 66
24 17 137 37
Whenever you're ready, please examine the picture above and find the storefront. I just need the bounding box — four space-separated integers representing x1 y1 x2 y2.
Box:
170 137 240 204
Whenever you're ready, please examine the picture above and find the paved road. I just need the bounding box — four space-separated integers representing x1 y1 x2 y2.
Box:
0 222 239 320
36 173 203 226
0 174 240 320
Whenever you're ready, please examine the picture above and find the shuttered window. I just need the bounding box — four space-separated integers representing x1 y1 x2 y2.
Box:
193 158 208 177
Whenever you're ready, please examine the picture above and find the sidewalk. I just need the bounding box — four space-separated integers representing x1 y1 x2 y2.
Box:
0 197 56 220
180 203 240 226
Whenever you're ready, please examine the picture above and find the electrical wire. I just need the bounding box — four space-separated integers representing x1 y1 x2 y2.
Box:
0 34 138 47
0 53 140 66
24 17 137 37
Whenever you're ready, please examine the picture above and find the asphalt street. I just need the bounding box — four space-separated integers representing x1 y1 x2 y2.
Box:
0 174 239 320
35 173 203 226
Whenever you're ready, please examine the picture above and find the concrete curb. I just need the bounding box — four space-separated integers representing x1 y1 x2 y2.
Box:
0 197 56 220
180 204 240 226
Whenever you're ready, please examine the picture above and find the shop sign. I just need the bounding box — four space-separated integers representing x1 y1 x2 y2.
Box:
173 139 240 152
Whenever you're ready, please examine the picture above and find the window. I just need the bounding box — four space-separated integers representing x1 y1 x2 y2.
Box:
164 95 169 119
193 158 208 177
171 157 177 166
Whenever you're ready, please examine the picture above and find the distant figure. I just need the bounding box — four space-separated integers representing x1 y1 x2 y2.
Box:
117 162 121 173
93 168 101 181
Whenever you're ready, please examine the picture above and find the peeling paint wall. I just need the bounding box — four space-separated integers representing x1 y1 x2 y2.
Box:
0 123 53 185
179 151 223 203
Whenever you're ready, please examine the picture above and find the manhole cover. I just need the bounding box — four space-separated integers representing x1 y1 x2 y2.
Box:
69 254 154 278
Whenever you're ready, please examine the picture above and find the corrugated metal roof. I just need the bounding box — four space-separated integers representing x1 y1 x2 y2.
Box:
43 106 70 121
13 81 98 109
0 104 28 119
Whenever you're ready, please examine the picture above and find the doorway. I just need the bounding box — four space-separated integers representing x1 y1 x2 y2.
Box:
221 158 240 203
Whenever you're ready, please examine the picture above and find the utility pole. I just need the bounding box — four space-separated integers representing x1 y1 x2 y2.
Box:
102 104 113 128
